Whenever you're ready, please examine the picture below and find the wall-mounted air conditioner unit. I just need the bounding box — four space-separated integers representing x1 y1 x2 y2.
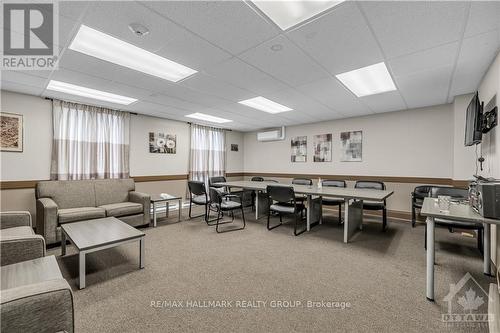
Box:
257 126 285 142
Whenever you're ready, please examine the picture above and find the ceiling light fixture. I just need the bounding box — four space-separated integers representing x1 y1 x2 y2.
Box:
69 25 197 82
46 80 138 105
335 62 397 97
251 0 344 30
238 96 293 114
185 112 232 124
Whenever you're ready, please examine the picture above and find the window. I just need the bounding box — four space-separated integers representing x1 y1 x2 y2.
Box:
50 100 130 180
189 124 225 183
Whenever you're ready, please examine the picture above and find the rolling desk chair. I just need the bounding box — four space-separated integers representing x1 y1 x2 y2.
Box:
354 181 388 231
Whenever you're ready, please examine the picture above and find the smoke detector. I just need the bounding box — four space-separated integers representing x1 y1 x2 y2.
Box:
128 23 150 37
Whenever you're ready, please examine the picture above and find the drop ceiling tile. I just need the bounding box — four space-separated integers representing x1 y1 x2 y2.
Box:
395 66 453 109
464 1 500 38
239 35 330 87
205 57 289 95
296 77 372 116
59 1 92 20
388 42 459 78
360 1 468 58
450 30 500 97
1 71 48 88
180 73 254 102
287 2 384 75
143 93 204 112
141 1 279 55
126 101 183 119
81 1 173 53
1 81 45 96
360 91 406 113
49 69 115 92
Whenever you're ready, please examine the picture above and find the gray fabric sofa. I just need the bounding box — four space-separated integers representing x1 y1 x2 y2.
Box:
0 211 46 266
0 212 74 333
36 178 150 245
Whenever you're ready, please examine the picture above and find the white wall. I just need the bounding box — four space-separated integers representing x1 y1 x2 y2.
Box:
0 91 52 181
244 104 454 178
0 90 244 181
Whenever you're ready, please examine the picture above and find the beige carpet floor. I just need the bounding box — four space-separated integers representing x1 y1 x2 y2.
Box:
48 207 494 333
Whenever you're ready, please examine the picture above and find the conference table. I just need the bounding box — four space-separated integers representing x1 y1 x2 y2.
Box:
215 180 394 243
421 197 500 301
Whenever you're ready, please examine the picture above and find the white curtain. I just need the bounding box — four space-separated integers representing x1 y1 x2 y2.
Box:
51 100 130 180
189 124 226 184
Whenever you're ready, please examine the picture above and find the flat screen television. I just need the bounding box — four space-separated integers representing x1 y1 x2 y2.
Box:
464 92 483 146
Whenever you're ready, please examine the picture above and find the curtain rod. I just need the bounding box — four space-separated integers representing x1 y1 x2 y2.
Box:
186 122 232 131
44 97 138 115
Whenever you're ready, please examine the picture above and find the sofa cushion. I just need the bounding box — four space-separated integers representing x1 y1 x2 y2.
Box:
99 202 143 217
58 207 106 224
94 179 135 206
36 180 96 209
0 226 34 239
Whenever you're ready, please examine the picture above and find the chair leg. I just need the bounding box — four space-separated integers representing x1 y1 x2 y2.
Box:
478 228 484 254
294 211 307 236
411 206 416 228
189 201 192 218
267 210 283 230
382 208 388 231
338 204 342 224
424 224 427 250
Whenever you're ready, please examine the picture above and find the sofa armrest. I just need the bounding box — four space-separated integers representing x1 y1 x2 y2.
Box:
1 279 74 333
36 198 58 245
129 191 151 224
1 235 46 266
0 211 32 229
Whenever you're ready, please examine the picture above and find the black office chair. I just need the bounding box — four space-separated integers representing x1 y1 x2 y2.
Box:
208 187 245 233
411 185 438 227
292 178 312 204
354 181 388 231
187 180 210 220
425 187 483 253
321 180 346 223
209 176 229 195
266 185 307 236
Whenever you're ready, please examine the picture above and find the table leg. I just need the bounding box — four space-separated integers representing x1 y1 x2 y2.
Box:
178 199 182 222
139 237 145 269
343 198 350 243
166 202 169 218
319 196 323 225
61 231 66 256
306 195 312 231
153 201 157 228
79 251 86 289
484 222 491 276
426 217 435 301
255 191 259 220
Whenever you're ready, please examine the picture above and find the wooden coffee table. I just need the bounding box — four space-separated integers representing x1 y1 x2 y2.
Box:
60 217 145 289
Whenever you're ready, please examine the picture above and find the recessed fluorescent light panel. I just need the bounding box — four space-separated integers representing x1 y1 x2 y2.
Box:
251 1 344 30
69 25 197 82
238 96 292 114
185 113 232 124
46 80 138 105
336 62 397 97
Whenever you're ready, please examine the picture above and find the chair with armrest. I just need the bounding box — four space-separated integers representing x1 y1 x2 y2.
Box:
354 181 388 231
411 185 435 227
208 187 246 233
266 185 307 236
292 178 313 209
0 211 45 266
425 187 483 252
188 180 210 220
321 180 346 223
